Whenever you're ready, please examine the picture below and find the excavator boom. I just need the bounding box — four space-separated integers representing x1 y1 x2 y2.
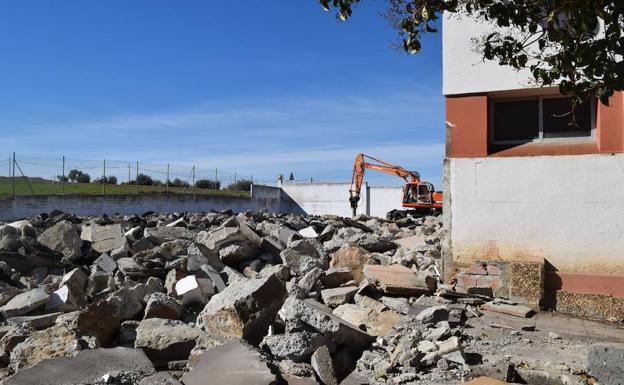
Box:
349 153 441 217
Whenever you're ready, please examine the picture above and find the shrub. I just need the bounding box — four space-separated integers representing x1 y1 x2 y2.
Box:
169 178 190 188
68 169 91 183
195 179 220 190
226 179 252 192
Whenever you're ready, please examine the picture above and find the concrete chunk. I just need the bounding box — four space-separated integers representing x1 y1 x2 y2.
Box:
363 264 436 295
262 331 329 363
197 274 287 345
587 344 624 385
311 345 337 385
279 297 374 350
85 224 126 254
4 348 155 385
321 286 358 307
0 287 51 317
37 220 82 261
481 302 534 318
134 318 205 367
181 340 276 385
144 292 184 320
280 239 328 276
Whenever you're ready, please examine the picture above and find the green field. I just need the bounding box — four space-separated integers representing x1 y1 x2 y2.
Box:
0 176 250 200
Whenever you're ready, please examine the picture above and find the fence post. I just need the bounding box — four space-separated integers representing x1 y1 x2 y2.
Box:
103 159 106 195
128 164 131 184
234 172 237 193
12 152 15 200
166 163 170 194
192 166 196 201
215 169 218 189
136 161 139 194
62 156 65 195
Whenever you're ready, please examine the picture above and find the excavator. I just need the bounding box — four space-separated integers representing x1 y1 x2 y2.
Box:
349 153 443 218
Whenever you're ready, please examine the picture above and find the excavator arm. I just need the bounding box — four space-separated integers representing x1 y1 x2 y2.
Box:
349 153 420 216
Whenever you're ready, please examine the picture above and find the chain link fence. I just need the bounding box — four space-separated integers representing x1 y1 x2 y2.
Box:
1 153 276 200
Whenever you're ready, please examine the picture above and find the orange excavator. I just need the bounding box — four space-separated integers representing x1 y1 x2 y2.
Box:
349 153 443 218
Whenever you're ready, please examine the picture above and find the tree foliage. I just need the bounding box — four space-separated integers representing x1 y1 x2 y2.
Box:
195 179 220 190
67 169 91 183
226 179 252 192
93 176 118 185
169 178 190 188
320 0 624 105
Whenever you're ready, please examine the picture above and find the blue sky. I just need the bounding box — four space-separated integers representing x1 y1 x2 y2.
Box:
0 1 444 187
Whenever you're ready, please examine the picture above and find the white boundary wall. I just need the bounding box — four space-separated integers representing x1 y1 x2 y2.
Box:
280 182 404 218
448 154 624 274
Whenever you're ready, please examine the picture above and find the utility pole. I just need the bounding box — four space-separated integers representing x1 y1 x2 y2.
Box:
62 156 65 195
136 161 139 194
12 152 15 200
103 159 106 194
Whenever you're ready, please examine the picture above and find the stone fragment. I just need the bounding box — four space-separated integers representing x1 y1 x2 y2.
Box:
94 253 117 273
37 220 82 261
86 224 126 254
106 283 156 321
175 275 214 306
187 242 224 271
144 292 184 320
262 331 328 362
134 318 206 367
4 348 155 385
145 226 194 245
280 239 328 276
181 340 276 385
299 226 318 238
46 285 85 312
413 306 450 324
277 226 302 245
423 321 451 341
587 344 624 385
329 245 375 283
6 313 62 330
197 275 287 345
481 302 534 318
196 225 259 265
321 286 358 307
393 234 427 251
278 297 374 350
311 345 337 385
258 264 291 282
320 267 353 289
298 267 323 293
363 264 436 295
138 372 182 385
0 287 52 317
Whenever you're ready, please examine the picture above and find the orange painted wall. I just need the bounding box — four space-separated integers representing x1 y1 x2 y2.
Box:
446 91 624 157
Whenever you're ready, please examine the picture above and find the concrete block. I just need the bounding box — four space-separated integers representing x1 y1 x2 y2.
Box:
509 261 544 305
363 264 436 295
0 287 52 317
321 286 358 307
311 345 337 385
481 302 534 318
181 340 276 385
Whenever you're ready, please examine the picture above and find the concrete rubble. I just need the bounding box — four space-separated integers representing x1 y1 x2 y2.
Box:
0 209 620 384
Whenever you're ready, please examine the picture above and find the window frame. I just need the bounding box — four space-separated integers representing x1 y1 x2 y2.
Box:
490 95 596 145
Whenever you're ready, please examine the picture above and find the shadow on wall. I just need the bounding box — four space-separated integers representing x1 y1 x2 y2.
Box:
278 190 307 216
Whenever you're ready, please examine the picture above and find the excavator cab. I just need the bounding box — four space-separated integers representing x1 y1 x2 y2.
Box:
402 182 433 205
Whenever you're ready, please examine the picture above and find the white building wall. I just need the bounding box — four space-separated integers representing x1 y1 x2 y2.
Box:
443 13 535 96
448 154 624 274
280 182 404 218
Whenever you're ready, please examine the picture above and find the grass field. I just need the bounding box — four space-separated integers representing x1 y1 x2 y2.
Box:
0 176 250 200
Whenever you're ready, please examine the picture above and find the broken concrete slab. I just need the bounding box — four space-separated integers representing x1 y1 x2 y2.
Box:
481 302 535 318
143 292 184 320
311 345 337 385
0 287 52 318
6 312 62 330
298 226 318 238
4 347 155 385
278 297 374 350
280 239 328 276
181 339 276 385
138 372 182 385
175 275 215 306
329 245 375 284
197 274 287 345
262 331 329 363
85 224 126 254
37 220 82 261
320 267 353 289
321 286 358 307
94 253 117 273
363 264 436 295
134 318 207 367
145 226 195 245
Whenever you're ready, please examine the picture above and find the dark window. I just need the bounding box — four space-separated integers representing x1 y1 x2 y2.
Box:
493 100 539 142
543 98 592 138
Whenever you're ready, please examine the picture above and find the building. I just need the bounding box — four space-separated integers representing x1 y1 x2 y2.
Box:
442 14 624 319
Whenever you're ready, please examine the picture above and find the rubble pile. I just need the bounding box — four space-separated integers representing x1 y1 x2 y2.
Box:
0 209 609 385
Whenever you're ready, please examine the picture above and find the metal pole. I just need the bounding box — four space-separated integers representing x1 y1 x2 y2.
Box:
215 168 218 189
136 161 139 194
103 159 106 194
12 152 15 200
192 166 196 201
62 156 65 195
166 163 170 193
234 172 237 193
